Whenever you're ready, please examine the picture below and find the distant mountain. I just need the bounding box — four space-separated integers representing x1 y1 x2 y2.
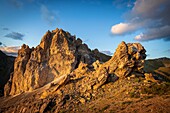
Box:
144 57 170 81
0 50 15 96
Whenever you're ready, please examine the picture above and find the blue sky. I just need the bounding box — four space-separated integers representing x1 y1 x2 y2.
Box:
0 0 170 59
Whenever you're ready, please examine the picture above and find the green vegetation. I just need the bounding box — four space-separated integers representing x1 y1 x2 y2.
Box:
134 78 140 82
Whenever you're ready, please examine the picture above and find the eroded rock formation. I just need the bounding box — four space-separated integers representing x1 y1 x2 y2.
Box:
71 41 146 90
5 28 111 96
102 41 146 78
4 28 146 96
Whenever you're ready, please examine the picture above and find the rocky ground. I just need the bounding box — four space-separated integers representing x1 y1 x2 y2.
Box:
0 28 170 113
0 75 170 113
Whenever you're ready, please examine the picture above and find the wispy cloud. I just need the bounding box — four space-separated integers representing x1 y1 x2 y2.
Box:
7 1 58 25
112 0 134 8
165 49 170 53
111 0 170 41
41 4 58 25
9 0 23 8
4 32 24 40
2 27 9 31
81 0 101 5
0 46 20 56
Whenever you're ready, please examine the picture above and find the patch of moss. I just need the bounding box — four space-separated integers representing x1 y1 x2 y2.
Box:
134 78 140 82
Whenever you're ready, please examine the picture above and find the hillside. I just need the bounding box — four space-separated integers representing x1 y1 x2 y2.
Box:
0 50 15 96
144 58 170 81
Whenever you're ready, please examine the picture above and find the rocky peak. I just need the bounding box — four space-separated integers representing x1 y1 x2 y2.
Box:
39 30 52 51
5 28 109 96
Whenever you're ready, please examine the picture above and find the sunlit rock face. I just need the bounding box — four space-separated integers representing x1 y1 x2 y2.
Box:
6 28 110 96
5 28 146 96
102 41 146 78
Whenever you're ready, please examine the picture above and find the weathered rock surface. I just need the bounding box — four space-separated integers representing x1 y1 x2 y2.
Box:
144 73 160 83
0 50 15 96
75 41 146 90
102 41 146 78
6 28 111 96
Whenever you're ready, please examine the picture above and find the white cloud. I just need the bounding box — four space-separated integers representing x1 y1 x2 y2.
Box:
135 25 170 41
41 4 57 25
0 46 20 56
111 23 137 35
111 0 170 41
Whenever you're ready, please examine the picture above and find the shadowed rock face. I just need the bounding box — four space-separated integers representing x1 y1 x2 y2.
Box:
0 50 15 96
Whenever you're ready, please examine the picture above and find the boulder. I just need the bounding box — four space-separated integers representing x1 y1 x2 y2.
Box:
144 73 159 83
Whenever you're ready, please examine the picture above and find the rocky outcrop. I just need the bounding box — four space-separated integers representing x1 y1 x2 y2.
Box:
102 41 146 78
0 50 15 96
5 28 146 96
73 41 146 90
6 28 110 96
144 73 159 83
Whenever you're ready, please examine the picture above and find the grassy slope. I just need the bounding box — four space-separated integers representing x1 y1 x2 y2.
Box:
144 57 170 81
